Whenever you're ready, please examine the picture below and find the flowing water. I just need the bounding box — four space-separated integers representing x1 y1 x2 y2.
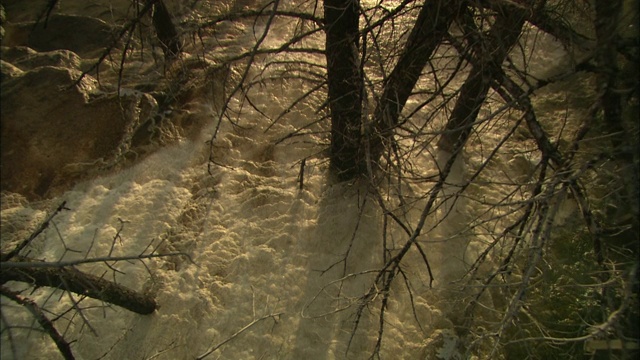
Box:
2 1 628 359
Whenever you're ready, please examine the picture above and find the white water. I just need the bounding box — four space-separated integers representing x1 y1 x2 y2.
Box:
0 1 579 359
0 87 472 360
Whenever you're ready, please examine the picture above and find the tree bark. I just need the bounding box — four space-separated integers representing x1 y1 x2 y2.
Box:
437 6 525 152
324 0 365 180
152 0 181 58
594 0 623 147
477 0 592 51
1 264 157 315
370 0 459 156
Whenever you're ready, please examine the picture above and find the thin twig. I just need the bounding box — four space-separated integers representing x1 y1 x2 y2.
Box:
196 312 283 360
1 201 69 262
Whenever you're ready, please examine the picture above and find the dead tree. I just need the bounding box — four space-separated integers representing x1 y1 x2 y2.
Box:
151 0 181 58
324 0 366 180
0 202 191 359
74 0 637 357
370 0 459 159
436 5 525 152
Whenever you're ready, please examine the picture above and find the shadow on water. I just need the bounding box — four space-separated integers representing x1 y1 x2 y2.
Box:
291 179 383 359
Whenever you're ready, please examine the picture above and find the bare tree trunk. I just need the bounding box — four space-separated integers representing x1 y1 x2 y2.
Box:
1 264 157 314
594 0 623 147
437 7 525 152
324 0 365 180
370 0 459 156
152 0 181 58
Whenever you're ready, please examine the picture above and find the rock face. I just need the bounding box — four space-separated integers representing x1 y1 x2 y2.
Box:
1 64 157 199
0 59 22 80
2 46 82 71
0 9 145 200
0 3 222 200
3 14 115 58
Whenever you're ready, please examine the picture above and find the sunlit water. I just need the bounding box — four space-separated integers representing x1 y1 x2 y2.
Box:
0 1 584 359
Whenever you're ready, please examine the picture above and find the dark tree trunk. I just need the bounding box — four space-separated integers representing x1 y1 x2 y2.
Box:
152 0 181 58
594 0 623 147
324 0 365 181
370 0 459 156
1 264 157 314
437 7 525 152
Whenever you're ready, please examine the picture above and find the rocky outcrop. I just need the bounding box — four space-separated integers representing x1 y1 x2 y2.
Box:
1 65 157 199
3 14 115 58
0 4 226 200
2 46 83 72
0 59 22 81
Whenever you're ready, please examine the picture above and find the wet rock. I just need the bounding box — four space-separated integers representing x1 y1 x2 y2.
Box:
1 45 37 63
1 46 82 71
1 66 157 200
0 59 23 81
2 0 134 24
421 329 463 360
3 14 115 58
506 154 537 183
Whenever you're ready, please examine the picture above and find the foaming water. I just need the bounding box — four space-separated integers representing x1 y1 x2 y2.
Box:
0 1 591 359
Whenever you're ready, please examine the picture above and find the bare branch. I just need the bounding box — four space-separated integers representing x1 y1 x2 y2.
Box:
1 265 156 315
1 201 69 262
1 286 75 360
196 312 283 360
